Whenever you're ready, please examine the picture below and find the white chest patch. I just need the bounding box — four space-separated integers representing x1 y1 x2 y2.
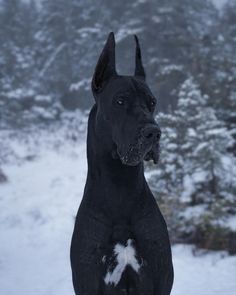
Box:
104 239 140 286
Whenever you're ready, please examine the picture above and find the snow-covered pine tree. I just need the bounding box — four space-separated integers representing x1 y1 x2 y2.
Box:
147 111 184 242
148 77 236 251
0 0 37 91
176 77 235 229
177 78 236 251
190 103 236 252
35 0 74 95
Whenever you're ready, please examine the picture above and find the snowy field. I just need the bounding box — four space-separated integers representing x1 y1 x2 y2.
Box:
0 120 236 295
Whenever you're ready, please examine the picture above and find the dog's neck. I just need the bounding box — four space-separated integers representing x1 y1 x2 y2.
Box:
85 105 146 195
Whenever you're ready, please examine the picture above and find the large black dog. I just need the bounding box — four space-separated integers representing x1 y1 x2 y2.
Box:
70 32 173 295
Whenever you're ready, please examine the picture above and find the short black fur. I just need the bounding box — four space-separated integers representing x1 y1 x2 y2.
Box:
70 32 174 295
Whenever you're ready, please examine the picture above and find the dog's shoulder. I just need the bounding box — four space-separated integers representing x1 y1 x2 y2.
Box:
71 206 111 262
131 190 168 242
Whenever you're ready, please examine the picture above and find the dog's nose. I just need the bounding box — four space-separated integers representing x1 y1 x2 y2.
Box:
141 125 161 141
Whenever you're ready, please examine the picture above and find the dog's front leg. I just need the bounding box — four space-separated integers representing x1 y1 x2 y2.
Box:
132 195 174 295
70 213 111 295
71 261 102 295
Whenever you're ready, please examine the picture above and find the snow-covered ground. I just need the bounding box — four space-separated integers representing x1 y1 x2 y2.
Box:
0 122 236 295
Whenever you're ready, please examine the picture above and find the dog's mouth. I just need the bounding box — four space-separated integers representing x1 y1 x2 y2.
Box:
116 137 160 166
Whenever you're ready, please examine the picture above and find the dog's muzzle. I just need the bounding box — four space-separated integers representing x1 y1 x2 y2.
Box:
118 124 161 166
141 124 161 144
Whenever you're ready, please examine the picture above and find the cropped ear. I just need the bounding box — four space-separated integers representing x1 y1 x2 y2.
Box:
134 35 146 80
92 32 117 95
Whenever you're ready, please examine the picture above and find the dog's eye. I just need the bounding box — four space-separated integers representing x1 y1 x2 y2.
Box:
116 98 124 106
150 99 156 108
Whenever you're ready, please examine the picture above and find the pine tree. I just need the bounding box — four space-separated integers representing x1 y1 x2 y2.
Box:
35 0 74 95
149 77 236 247
147 112 184 241
0 0 37 91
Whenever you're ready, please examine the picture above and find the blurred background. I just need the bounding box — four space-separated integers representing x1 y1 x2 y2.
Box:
0 0 236 294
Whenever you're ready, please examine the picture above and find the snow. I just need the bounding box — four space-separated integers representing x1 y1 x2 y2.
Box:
77 27 101 36
39 43 66 78
161 65 183 75
31 106 56 120
194 142 208 154
0 125 87 295
181 174 195 202
206 127 226 135
180 205 207 220
0 122 236 295
3 88 35 100
172 244 236 295
151 15 161 24
70 78 91 92
116 27 143 43
187 128 197 137
225 216 236 231
192 170 208 183
211 0 228 10
34 95 52 103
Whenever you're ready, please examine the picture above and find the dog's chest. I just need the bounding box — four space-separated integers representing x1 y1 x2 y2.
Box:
102 239 143 286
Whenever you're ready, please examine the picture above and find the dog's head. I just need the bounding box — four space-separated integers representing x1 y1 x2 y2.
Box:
91 32 161 166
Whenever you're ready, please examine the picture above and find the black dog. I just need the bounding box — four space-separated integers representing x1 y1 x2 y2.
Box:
70 32 173 295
